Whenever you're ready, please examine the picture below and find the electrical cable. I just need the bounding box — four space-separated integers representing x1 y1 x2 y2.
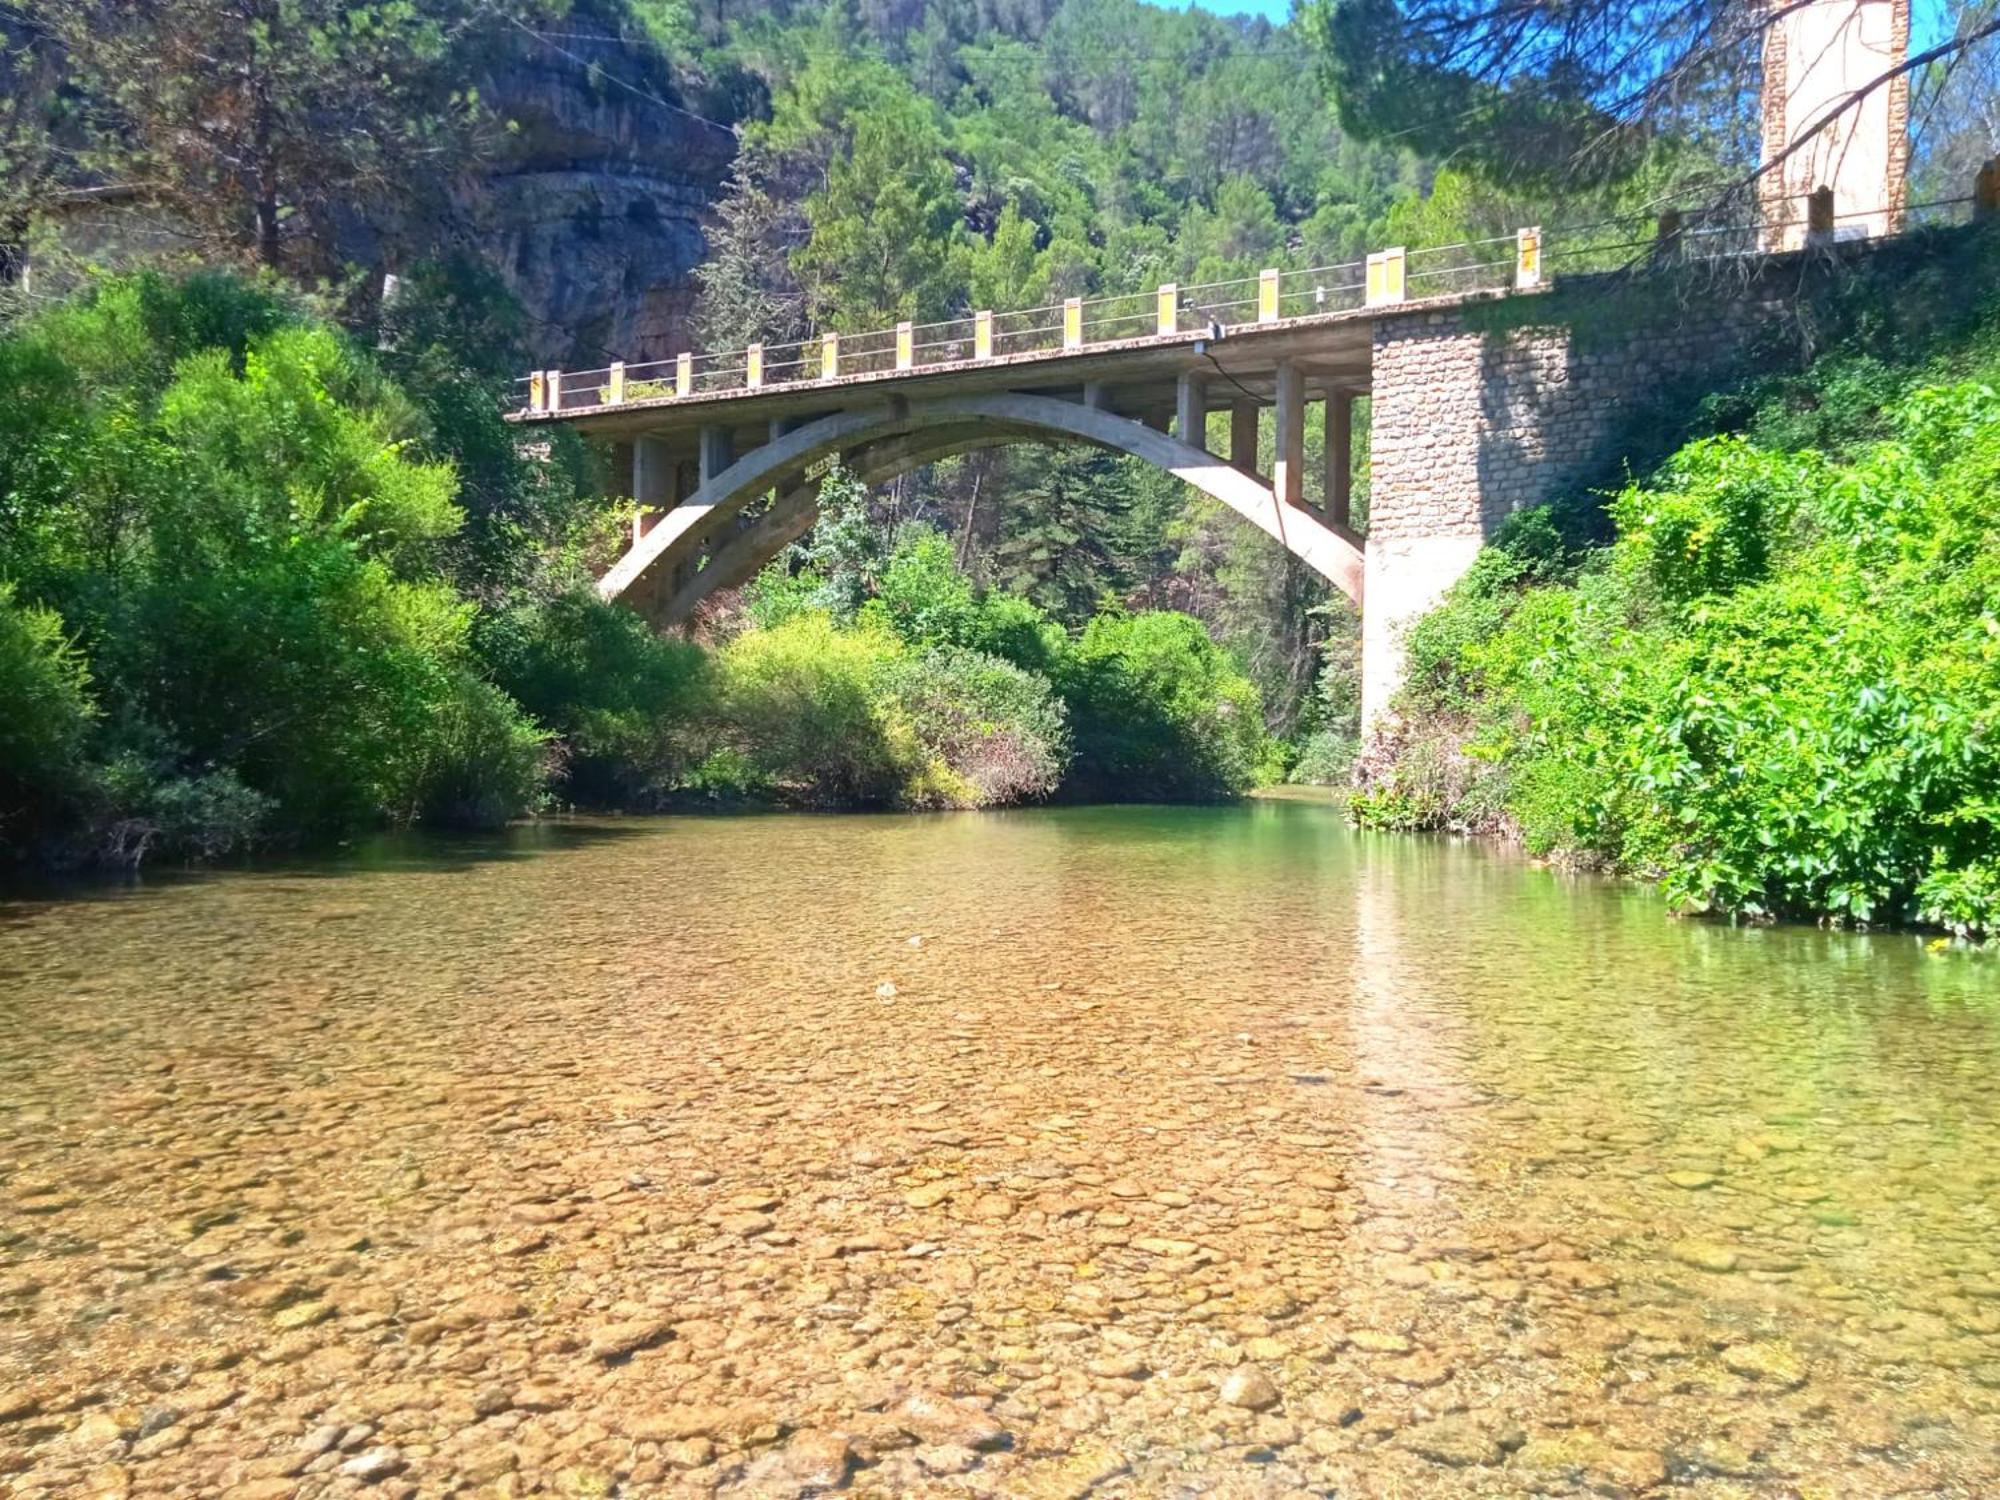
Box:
489 10 739 139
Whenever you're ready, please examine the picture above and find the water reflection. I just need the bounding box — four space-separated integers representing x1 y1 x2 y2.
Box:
0 802 1995 1496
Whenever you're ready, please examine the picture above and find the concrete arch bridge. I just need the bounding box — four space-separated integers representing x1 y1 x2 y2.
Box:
509 213 1952 721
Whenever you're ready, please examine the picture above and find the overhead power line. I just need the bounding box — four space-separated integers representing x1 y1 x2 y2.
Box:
488 10 740 140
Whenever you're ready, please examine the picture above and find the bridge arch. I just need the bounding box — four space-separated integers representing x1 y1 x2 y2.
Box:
598 393 1365 621
652 424 1045 626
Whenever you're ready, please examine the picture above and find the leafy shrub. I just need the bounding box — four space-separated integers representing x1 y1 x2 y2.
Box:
866 529 979 647
0 272 565 861
411 675 553 829
881 647 1070 806
1290 728 1358 785
963 592 1069 677
1608 437 1812 604
0 586 96 853
714 613 918 807
90 761 275 868
1361 363 2000 936
1057 609 1268 801
479 590 711 806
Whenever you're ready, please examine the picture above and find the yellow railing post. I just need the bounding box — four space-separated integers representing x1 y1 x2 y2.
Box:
675 352 692 397
607 361 626 404
1062 298 1083 350
1157 283 1178 336
1515 228 1542 289
820 331 839 379
746 342 763 388
1365 249 1406 306
529 371 546 413
974 310 993 360
1979 157 2000 219
895 321 914 370
1257 268 1280 322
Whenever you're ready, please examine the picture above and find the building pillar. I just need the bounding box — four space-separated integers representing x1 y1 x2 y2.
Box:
1325 391 1354 528
1176 372 1207 449
632 436 675 542
698 425 734 488
1758 0 1909 248
1272 360 1304 507
1229 398 1260 478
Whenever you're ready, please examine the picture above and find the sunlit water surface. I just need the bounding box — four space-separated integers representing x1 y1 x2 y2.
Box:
2 799 1997 1497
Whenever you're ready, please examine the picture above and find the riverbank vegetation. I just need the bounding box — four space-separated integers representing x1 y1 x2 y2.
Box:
0 271 1284 866
1353 237 2000 936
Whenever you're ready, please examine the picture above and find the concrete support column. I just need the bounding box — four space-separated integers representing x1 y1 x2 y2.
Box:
1272 360 1304 508
698 426 734 488
1176 372 1207 449
1361 537 1484 731
1082 381 1110 411
632 436 675 542
1229 398 1260 478
1325 391 1354 528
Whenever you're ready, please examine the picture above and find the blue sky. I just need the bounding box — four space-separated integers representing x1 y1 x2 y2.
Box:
1153 0 1957 44
1149 0 1296 23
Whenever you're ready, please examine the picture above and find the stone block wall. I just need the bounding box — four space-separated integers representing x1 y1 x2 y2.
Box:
1368 308 1747 544
1359 301 1756 726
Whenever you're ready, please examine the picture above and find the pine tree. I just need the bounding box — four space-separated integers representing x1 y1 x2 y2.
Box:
691 156 810 352
16 0 527 276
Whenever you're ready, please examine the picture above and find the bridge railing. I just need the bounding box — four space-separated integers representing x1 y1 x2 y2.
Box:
517 180 1996 418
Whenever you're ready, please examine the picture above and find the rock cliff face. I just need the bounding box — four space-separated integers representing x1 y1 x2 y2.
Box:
477 25 736 370
19 10 735 367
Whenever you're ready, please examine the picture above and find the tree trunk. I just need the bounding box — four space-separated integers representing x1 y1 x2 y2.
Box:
253 101 280 268
249 2 280 269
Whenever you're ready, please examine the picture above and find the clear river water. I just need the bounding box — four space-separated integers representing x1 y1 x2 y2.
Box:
2 797 1997 1498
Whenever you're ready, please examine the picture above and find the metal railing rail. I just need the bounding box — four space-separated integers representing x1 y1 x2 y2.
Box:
518 183 1994 418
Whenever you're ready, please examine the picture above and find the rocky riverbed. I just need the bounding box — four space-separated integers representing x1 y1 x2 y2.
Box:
2 807 1996 1497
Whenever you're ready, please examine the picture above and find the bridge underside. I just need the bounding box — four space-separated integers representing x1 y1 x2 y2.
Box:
580 316 1376 628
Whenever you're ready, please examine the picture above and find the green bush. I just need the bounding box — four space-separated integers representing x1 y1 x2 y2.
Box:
89 761 275 868
963 592 1069 677
411 675 553 830
1058 609 1268 802
881 647 1070 806
0 586 96 854
1290 728 1358 786
866 529 979 647
1359 359 2000 936
0 272 562 860
1608 437 1812 604
479 590 711 806
714 613 919 807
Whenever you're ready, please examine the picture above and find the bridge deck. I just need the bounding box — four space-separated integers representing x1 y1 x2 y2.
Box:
503 290 1463 448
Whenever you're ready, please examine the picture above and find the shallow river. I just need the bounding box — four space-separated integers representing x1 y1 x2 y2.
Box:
3 799 1998 1498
